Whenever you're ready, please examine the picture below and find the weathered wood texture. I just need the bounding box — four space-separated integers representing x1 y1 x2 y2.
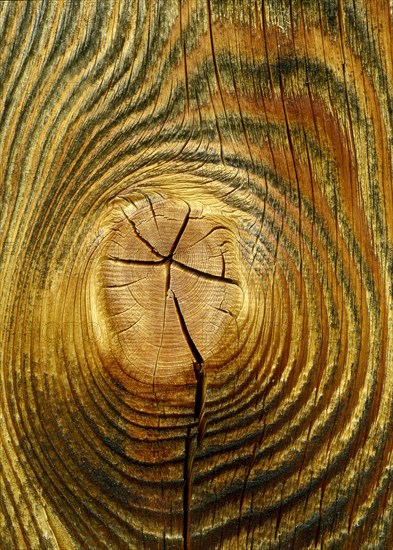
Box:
1 1 393 548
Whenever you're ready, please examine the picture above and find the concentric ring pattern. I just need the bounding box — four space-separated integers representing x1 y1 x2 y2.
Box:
1 1 392 548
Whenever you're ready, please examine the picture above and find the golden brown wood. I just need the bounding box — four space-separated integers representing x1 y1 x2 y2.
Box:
1 1 392 548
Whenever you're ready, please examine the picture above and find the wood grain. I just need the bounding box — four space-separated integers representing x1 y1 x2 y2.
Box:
1 1 392 548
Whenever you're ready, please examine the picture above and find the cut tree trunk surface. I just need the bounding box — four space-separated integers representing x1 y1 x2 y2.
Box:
1 1 392 549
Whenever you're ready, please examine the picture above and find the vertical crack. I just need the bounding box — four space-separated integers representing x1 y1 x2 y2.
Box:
193 361 207 446
183 426 194 550
173 292 207 550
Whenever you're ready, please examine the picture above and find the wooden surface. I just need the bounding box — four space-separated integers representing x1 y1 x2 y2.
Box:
1 1 393 548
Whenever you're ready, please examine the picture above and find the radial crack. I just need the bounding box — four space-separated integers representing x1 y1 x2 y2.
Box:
172 291 207 437
120 206 163 258
169 203 191 257
173 259 240 287
108 256 165 266
172 292 203 365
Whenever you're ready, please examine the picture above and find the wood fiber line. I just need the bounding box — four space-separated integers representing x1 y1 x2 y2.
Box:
1 1 392 549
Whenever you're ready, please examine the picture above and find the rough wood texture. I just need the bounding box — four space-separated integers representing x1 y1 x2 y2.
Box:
1 1 392 548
